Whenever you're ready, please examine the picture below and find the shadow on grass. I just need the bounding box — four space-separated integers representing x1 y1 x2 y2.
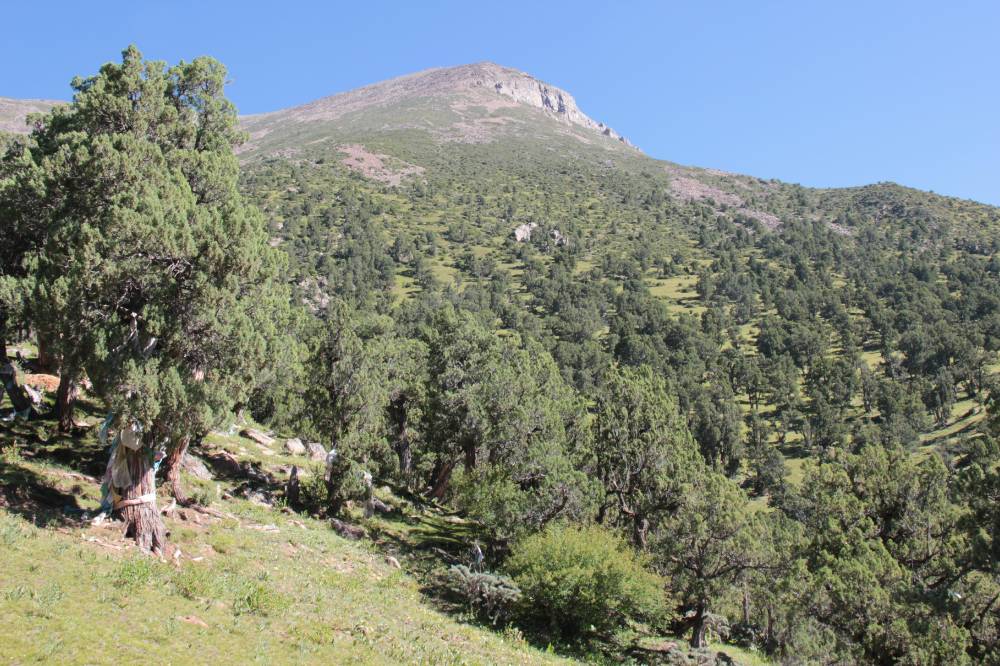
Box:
0 457 90 529
1 415 107 479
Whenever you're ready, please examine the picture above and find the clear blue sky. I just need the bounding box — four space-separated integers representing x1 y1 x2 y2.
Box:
2 1 997 204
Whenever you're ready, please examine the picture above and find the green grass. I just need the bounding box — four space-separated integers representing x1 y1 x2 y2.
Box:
0 384 567 665
0 501 567 665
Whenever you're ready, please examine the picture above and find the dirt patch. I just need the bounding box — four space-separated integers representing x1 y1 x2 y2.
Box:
666 168 783 229
337 144 424 186
23 374 59 392
668 174 744 207
736 208 782 230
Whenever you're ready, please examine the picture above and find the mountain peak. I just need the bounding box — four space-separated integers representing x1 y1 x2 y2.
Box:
241 62 635 154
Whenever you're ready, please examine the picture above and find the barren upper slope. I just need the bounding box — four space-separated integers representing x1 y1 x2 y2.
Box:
239 62 637 156
0 97 62 134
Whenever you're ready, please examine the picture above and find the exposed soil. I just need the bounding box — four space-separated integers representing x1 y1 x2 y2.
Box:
337 144 424 186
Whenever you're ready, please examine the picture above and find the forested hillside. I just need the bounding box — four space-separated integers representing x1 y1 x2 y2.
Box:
2 49 999 665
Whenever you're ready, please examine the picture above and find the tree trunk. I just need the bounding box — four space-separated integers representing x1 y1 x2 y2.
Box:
162 435 191 504
286 465 300 508
0 323 8 364
55 372 77 432
765 604 777 653
742 584 751 625
633 516 649 551
114 440 165 555
690 603 708 648
1 361 32 414
463 439 476 471
389 395 412 480
428 458 455 500
395 432 412 480
35 335 55 373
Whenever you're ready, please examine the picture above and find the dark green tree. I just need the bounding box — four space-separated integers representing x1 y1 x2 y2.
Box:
657 472 765 648
9 46 285 551
592 364 702 549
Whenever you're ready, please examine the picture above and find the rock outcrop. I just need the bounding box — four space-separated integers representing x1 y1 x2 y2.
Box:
284 438 306 455
460 63 635 147
306 442 327 462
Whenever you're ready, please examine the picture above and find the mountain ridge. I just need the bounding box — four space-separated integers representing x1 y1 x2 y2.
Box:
2 66 997 211
241 62 635 150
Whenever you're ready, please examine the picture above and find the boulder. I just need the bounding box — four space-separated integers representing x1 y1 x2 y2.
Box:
513 222 538 242
181 453 213 481
240 428 275 446
284 438 306 455
330 518 366 540
306 442 327 461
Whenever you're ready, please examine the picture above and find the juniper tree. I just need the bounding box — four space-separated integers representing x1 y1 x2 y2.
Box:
657 472 765 648
592 364 702 549
7 46 285 551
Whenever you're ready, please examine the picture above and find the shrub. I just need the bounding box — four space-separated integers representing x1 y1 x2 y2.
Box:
445 565 522 625
232 573 288 616
506 523 667 638
298 459 370 516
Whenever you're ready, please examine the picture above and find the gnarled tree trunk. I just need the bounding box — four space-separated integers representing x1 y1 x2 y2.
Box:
428 458 455 500
690 602 708 648
161 435 191 504
55 372 77 432
1 361 32 414
389 395 413 481
113 436 165 555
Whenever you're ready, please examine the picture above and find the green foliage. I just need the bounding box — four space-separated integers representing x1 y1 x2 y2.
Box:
591 365 702 548
506 523 667 638
6 44 1000 664
232 573 288 616
656 473 764 648
444 565 522 626
3 45 289 457
421 307 596 538
110 556 168 591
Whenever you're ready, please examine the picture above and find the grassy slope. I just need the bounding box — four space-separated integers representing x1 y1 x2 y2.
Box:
0 506 565 665
0 381 566 665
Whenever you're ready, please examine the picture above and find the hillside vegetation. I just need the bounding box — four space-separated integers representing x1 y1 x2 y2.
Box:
2 47 1000 665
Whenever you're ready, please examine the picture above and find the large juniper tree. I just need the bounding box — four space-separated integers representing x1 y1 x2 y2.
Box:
5 46 285 552
592 364 702 549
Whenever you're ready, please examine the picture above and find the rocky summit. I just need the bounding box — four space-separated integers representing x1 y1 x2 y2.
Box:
239 62 635 157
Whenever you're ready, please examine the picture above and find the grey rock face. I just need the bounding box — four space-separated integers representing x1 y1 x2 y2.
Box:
284 437 306 455
306 442 327 462
241 428 275 446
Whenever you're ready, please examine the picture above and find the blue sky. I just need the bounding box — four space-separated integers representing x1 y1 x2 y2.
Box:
3 1 997 204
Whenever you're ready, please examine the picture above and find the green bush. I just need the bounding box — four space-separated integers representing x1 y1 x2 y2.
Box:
298 458 371 516
445 564 522 625
506 523 667 638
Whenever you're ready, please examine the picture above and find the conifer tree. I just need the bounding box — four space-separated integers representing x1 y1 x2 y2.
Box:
4 46 285 551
